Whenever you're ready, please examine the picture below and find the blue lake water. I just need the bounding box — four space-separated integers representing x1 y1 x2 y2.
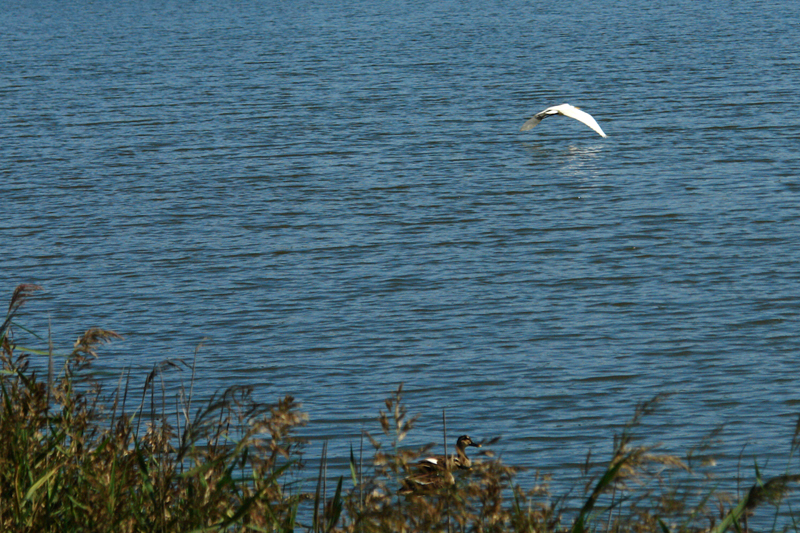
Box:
3 0 800 511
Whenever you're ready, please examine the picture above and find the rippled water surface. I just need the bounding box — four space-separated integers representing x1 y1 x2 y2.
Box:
3 0 800 502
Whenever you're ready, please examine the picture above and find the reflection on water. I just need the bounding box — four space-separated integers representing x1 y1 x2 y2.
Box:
519 141 606 182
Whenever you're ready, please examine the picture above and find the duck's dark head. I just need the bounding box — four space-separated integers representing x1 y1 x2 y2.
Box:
457 435 481 448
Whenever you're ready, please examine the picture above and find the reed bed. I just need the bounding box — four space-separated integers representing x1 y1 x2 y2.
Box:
2 284 799 533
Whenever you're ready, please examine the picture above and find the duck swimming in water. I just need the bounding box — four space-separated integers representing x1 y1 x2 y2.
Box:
399 435 481 494
417 435 481 471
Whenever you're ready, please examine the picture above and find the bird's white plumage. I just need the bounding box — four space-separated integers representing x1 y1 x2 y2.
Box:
520 103 607 138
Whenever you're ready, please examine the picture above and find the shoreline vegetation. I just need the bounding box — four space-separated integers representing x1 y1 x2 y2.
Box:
2 284 799 533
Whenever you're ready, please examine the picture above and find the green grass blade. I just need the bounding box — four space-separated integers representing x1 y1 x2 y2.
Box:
24 464 61 502
349 444 358 487
325 476 344 533
571 453 630 533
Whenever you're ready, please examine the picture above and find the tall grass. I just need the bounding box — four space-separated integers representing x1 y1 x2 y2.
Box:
1 285 307 532
2 284 799 532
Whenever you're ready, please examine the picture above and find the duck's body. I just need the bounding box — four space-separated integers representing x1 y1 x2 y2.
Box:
417 435 481 472
520 103 607 138
398 469 455 494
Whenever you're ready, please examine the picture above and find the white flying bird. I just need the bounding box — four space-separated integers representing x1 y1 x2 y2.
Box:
520 103 607 138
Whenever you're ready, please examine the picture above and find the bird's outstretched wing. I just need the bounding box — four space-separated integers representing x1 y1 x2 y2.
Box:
556 104 607 137
519 113 545 131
